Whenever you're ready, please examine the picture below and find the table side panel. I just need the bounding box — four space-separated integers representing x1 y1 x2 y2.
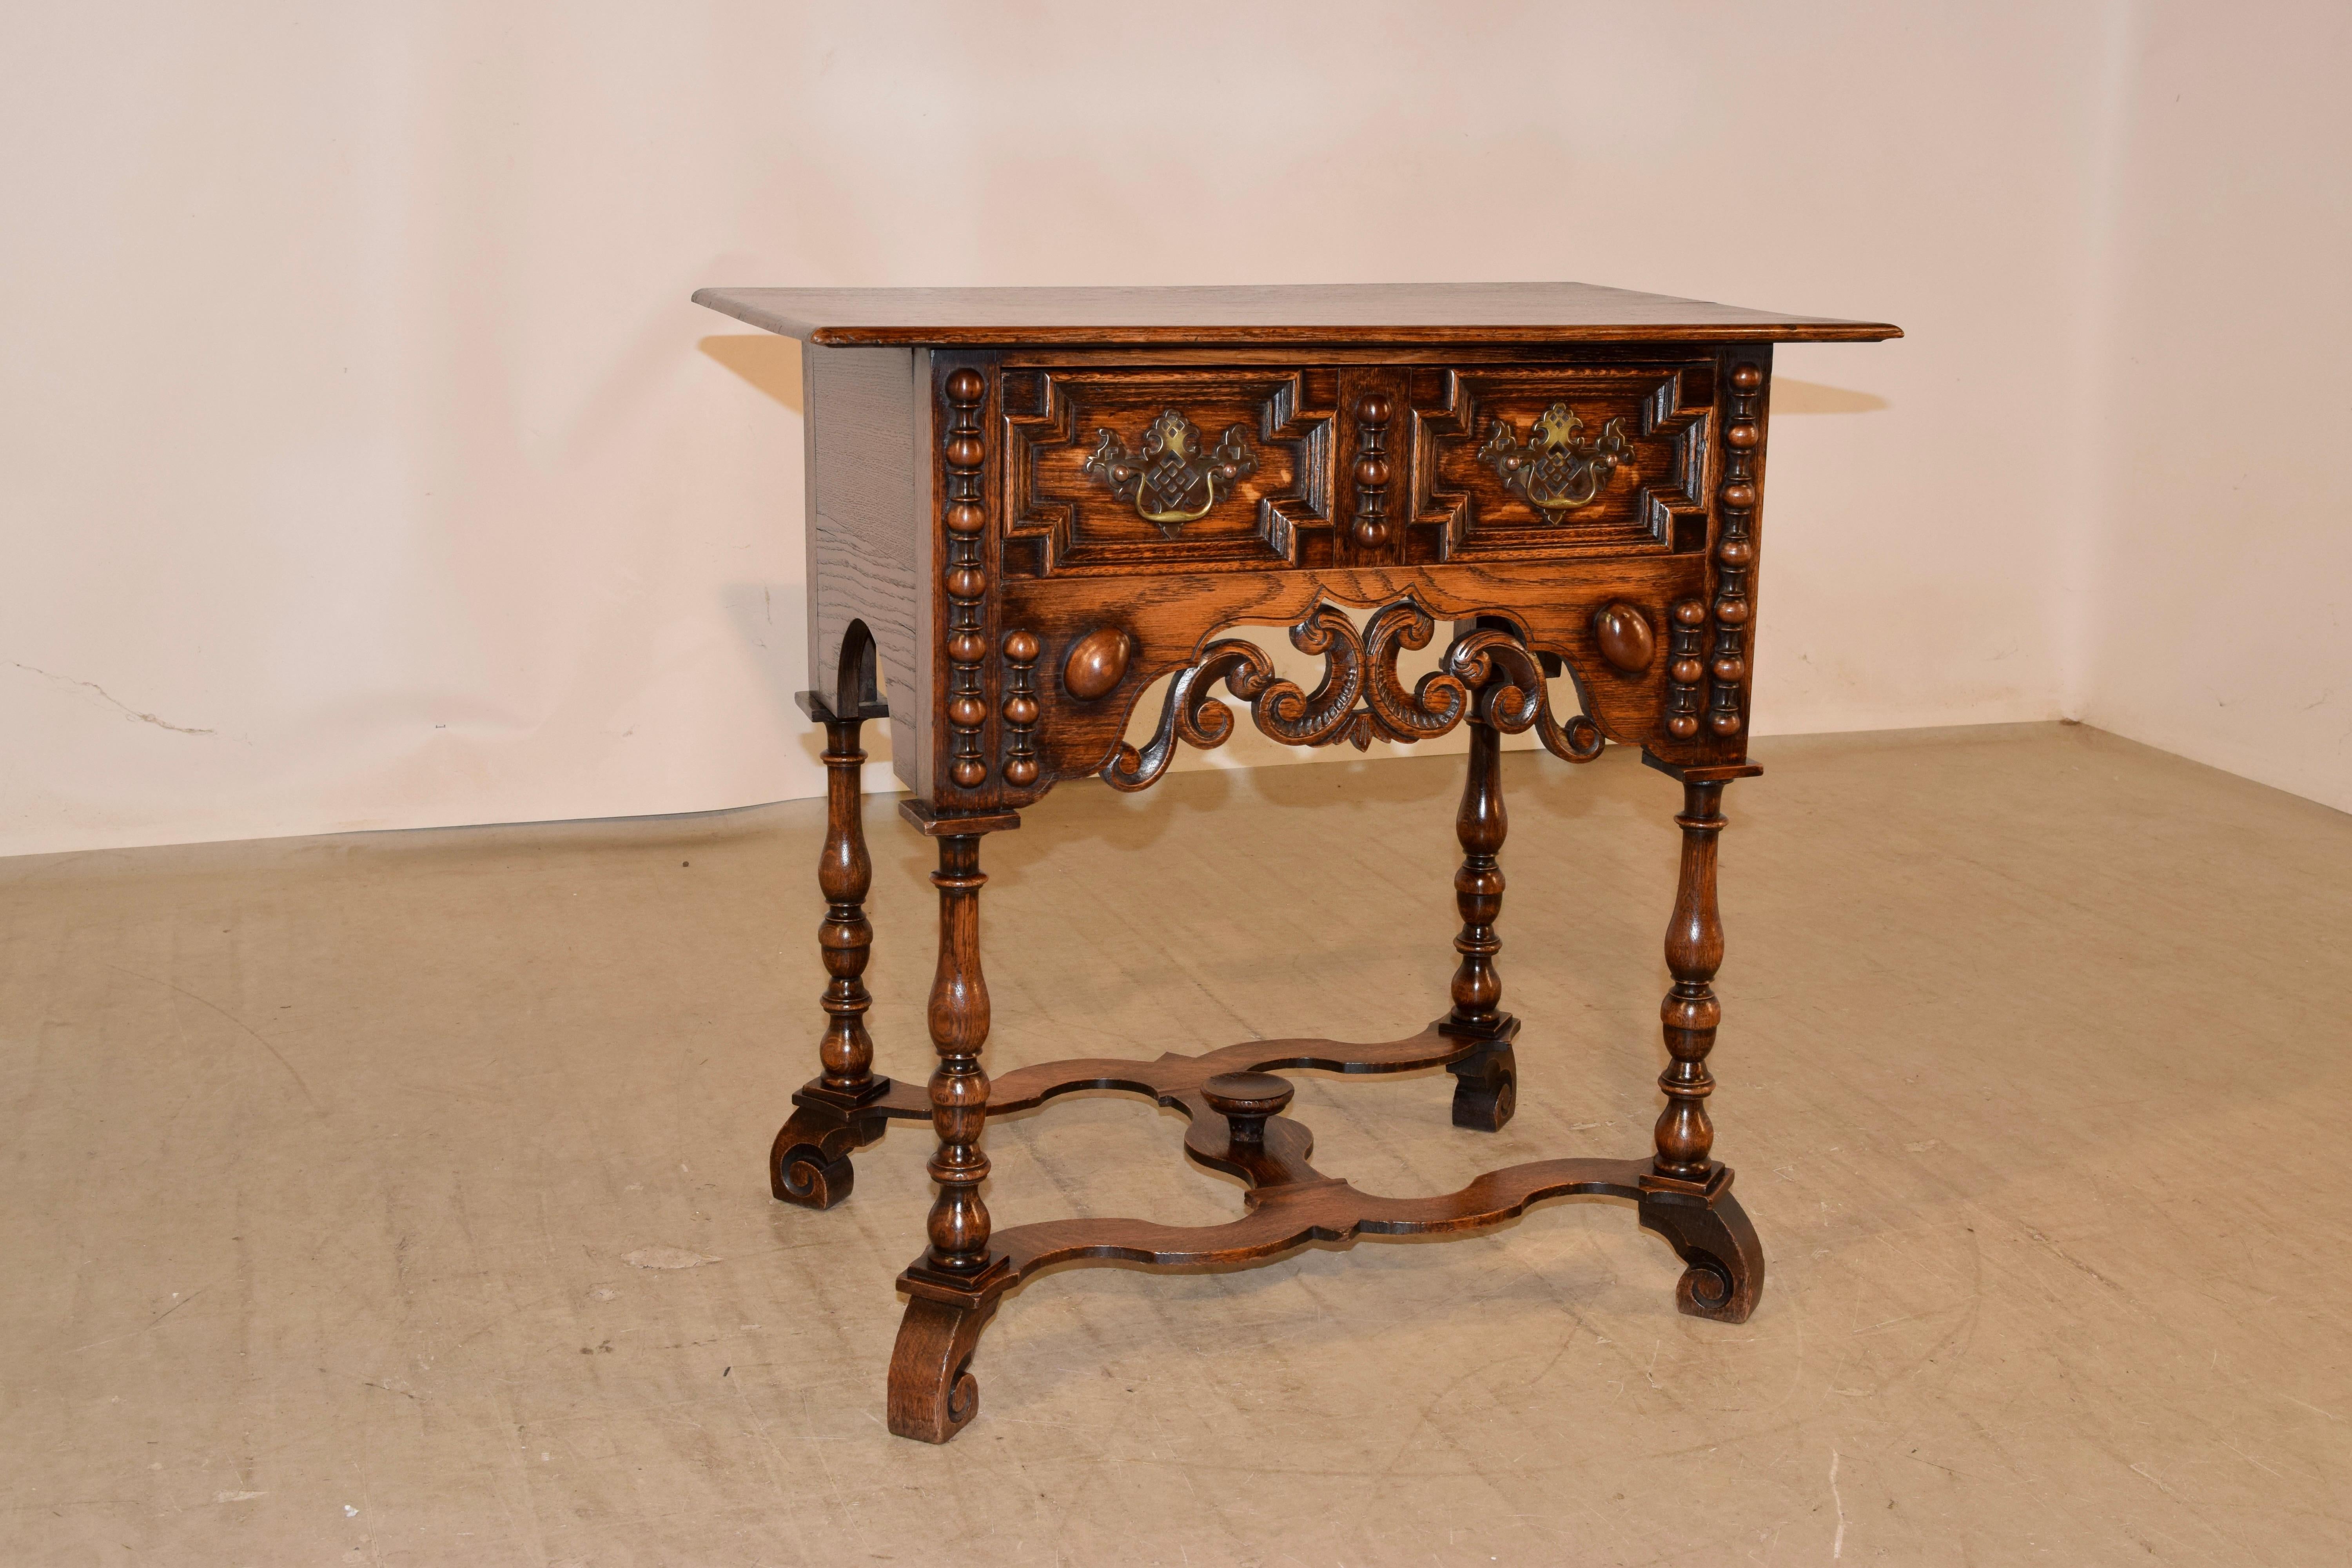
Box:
806 345 930 788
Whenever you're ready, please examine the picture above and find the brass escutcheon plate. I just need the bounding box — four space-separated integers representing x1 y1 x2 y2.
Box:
1476 402 1633 514
1082 408 1258 534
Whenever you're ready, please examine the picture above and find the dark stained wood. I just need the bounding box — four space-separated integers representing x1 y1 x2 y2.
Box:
859 1017 1514 1125
915 833 995 1280
692 281 1901 346
897 799 1022 837
1444 709 1519 1132
1640 753 1766 787
1593 601 1657 673
938 367 991 791
1058 626 1130 701
767 1095 874 1211
1014 563 1662 799
1664 597 1710 738
964 1159 1760 1277
1655 779 1731 1181
814 712 878 1100
1446 1040 1518 1134
1447 720 1505 1032
1002 365 1332 575
697 285 1895 1440
872 1010 1775 1438
768 680 893 1210
1348 386 1395 551
1100 594 1604 793
877 1012 1761 1439
745 342 1815 824
1707 355 1772 737
887 1294 996 1443
1201 1072 1296 1143
1410 362 1712 563
1637 1170 1766 1323
999 629 1040 787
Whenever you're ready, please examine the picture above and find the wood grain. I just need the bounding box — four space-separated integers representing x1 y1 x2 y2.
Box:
693 281 1900 345
878 1015 1762 1441
806 347 924 781
916 833 994 1278
1655 778 1731 1181
766 694 891 1211
717 291 1896 1442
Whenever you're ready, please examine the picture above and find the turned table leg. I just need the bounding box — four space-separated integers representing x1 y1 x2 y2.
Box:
921 832 995 1276
769 706 889 1209
817 715 879 1099
1654 779 1727 1180
887 829 1008 1441
1445 715 1518 1130
1637 775 1765 1322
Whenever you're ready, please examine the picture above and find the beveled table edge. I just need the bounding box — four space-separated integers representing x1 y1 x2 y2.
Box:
690 287 1904 346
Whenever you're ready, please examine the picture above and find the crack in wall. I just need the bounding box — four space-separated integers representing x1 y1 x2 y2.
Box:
14 662 215 735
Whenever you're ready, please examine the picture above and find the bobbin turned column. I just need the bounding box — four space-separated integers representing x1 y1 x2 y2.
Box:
768 699 889 1210
1634 768 1764 1324
816 715 878 1098
1443 716 1517 1131
1653 779 1726 1179
888 825 1013 1443
918 833 996 1278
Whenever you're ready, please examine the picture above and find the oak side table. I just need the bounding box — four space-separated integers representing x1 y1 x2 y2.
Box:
693 283 1898 1442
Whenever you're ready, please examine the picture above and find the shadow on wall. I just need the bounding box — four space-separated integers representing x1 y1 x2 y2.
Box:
1769 378 1888 414
693 339 1884 421
699 334 803 411
703 333 836 778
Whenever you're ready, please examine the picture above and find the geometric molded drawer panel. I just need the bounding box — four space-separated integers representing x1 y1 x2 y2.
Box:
1000 367 1335 577
1408 363 1713 561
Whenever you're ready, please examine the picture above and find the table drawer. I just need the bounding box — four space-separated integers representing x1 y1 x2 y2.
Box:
1000 366 1335 576
1407 362 1714 561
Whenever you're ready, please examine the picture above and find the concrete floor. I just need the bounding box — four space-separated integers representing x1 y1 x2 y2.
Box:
3 722 2348 1566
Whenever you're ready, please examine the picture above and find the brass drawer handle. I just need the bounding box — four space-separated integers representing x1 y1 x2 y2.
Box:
1082 409 1258 534
1476 403 1632 514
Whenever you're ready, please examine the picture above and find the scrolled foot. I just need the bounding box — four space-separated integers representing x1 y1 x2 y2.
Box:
774 1145 854 1208
1447 1042 1518 1132
887 1294 1001 1443
1637 1183 1764 1324
769 1105 871 1210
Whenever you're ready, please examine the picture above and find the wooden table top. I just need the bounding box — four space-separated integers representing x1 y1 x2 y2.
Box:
691 281 1902 347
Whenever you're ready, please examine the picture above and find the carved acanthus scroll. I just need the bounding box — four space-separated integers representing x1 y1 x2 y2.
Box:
1102 596 1604 791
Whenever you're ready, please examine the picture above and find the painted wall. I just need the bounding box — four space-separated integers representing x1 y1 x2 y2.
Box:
2069 3 2352 813
7 2 2304 857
